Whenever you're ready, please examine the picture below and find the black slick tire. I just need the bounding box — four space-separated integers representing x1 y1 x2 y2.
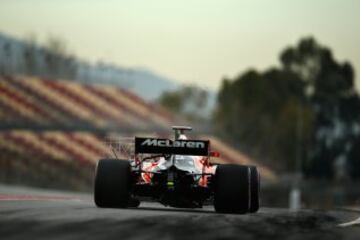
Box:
94 159 131 208
214 164 260 214
249 166 260 213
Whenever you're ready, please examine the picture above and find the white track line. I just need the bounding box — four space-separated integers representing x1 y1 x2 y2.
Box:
338 217 360 227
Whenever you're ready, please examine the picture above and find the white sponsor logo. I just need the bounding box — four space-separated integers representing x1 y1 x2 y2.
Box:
141 139 205 148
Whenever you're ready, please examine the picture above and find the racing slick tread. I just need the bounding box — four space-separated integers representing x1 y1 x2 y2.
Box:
214 164 257 214
94 159 131 208
249 166 260 213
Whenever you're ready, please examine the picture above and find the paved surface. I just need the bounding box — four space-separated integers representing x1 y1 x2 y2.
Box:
0 185 359 240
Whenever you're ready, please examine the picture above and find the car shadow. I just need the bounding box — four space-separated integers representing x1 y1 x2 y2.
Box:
130 205 217 214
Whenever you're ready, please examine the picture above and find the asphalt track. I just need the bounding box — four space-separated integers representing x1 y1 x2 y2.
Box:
0 185 359 240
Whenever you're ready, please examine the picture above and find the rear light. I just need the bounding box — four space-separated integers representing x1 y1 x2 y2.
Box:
210 151 220 158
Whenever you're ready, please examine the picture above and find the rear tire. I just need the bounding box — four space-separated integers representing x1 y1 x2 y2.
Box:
94 159 131 208
214 164 260 214
249 166 260 213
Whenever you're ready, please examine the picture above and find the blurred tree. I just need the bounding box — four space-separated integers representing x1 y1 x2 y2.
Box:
45 35 68 57
158 85 208 123
214 68 313 171
348 135 360 179
43 35 77 80
23 34 38 76
2 42 13 74
44 36 66 79
158 90 182 113
280 37 355 99
214 37 360 177
280 37 359 178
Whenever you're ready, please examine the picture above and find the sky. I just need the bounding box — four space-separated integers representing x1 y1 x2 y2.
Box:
0 0 359 91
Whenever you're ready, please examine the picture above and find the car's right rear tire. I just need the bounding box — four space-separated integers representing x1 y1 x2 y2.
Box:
214 164 260 214
249 166 260 213
94 159 131 208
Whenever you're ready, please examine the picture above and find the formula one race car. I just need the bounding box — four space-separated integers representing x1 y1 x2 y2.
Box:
94 126 260 214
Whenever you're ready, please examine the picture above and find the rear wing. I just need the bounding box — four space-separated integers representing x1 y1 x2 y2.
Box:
135 137 209 156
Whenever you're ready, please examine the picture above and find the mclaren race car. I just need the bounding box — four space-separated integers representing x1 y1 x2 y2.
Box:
94 126 260 214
